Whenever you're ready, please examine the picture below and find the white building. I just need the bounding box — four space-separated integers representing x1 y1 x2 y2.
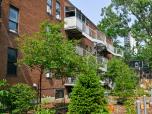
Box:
124 33 137 54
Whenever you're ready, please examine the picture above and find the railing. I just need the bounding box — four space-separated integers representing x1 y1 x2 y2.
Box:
114 48 124 57
64 77 76 86
75 46 108 71
75 46 93 56
64 7 124 57
106 43 115 54
97 56 108 72
64 16 106 44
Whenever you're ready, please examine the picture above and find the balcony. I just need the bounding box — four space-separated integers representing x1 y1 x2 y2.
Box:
64 7 106 45
106 43 115 54
64 77 76 86
75 46 108 72
106 43 124 57
75 46 93 56
114 48 124 57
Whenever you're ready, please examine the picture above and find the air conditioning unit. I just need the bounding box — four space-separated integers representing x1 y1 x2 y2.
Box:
32 83 38 88
45 71 53 79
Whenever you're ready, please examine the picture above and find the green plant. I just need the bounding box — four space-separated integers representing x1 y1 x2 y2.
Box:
0 80 10 113
106 58 138 98
124 97 136 114
68 56 109 114
0 81 37 114
35 106 56 114
9 83 37 114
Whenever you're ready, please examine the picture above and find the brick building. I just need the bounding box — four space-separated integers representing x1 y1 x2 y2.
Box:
0 0 123 107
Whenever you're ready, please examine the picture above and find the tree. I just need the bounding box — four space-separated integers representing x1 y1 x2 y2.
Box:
105 58 138 98
0 80 36 114
99 0 152 45
17 21 80 103
68 56 109 114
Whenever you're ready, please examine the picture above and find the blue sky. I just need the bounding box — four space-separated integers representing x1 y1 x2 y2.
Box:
69 0 111 25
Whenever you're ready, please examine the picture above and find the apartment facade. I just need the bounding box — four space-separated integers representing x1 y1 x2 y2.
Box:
0 0 123 107
124 33 137 54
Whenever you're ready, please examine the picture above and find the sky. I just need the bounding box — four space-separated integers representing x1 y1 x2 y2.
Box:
69 0 111 25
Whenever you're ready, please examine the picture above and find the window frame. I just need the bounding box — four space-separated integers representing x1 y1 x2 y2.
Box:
8 5 19 33
56 0 61 19
55 89 64 99
7 47 18 75
47 0 52 15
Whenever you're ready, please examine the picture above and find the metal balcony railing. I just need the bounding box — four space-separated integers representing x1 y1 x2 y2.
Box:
64 77 76 86
97 56 108 72
75 46 93 56
75 46 108 72
106 43 115 54
106 43 124 57
114 48 124 57
64 7 106 45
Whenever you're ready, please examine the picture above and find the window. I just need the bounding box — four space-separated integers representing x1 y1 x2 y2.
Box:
55 89 64 99
56 0 61 19
47 0 52 15
7 48 17 75
8 6 19 33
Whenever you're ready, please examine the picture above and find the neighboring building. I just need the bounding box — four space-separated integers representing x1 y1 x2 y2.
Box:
124 33 137 54
0 0 123 108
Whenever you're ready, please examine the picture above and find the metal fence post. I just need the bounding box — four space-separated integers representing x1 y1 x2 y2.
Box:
144 95 147 114
136 100 141 114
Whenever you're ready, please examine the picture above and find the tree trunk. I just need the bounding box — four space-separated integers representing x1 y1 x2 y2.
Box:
39 69 43 104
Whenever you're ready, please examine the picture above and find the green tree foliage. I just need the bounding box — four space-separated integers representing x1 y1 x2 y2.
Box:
17 21 81 103
0 80 36 114
106 58 138 97
68 56 109 114
139 43 152 69
99 0 152 44
18 21 80 76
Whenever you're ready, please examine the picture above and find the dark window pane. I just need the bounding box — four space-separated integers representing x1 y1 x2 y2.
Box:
7 63 17 75
65 11 75 17
7 48 17 75
8 48 17 62
55 89 64 99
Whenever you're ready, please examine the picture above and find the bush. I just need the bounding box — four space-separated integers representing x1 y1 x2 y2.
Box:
68 63 109 114
0 81 37 114
35 106 56 114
